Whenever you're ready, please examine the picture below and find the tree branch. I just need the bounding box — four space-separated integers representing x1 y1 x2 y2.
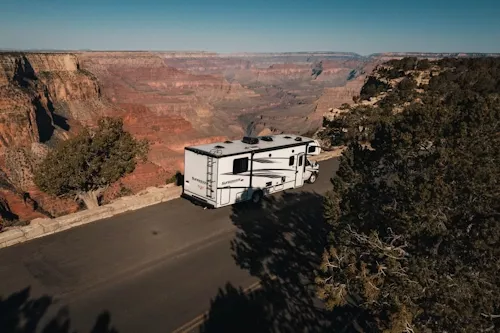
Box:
481 313 500 319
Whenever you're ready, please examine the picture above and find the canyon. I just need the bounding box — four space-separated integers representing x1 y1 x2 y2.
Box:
0 50 489 222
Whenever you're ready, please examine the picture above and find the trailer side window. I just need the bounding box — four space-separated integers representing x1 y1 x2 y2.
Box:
289 156 295 166
308 146 316 153
298 155 303 167
233 157 248 174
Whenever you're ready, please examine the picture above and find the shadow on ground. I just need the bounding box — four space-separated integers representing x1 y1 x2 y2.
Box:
200 191 374 333
0 287 118 333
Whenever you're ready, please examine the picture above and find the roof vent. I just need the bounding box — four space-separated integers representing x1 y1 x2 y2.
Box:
224 140 233 143
242 136 259 144
295 137 302 141
260 136 273 142
214 145 225 149
284 136 292 139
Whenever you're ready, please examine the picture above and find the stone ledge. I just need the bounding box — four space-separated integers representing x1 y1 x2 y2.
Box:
0 185 183 249
0 229 25 248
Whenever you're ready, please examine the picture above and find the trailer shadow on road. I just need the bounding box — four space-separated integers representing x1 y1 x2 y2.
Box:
199 191 375 333
0 287 119 333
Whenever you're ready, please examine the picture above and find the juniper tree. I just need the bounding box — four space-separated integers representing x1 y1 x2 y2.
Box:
317 57 500 333
34 117 149 209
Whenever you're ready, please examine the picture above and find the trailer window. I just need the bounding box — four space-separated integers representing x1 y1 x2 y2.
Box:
289 156 295 166
233 157 248 174
308 146 317 153
298 155 303 167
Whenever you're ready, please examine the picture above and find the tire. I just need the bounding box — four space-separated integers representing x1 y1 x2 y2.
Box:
308 172 317 184
251 190 263 204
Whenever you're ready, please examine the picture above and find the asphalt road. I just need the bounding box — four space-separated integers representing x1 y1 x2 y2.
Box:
0 158 340 333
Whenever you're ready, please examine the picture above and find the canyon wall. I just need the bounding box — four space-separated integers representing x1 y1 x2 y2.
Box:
0 51 382 222
0 53 99 222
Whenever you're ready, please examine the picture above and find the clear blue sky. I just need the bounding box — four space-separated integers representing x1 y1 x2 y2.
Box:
0 0 499 54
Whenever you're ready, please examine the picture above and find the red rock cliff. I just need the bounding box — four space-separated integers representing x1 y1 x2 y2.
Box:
0 53 105 221
1 51 382 222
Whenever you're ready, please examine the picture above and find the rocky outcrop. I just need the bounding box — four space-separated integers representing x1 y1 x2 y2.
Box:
312 56 440 150
369 52 500 62
25 53 80 72
0 86 39 150
0 53 103 220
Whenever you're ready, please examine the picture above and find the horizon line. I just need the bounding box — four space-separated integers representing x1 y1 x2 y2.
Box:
1 49 500 57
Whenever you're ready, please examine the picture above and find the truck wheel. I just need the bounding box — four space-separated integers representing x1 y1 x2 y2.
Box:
251 190 263 204
308 173 317 184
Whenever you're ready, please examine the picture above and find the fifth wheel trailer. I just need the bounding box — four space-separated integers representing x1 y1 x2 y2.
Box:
181 134 321 208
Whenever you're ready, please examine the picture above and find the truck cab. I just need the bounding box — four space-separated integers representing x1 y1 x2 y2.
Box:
304 157 319 184
306 140 321 156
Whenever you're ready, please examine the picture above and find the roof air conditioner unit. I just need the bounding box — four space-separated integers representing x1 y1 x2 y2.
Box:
242 136 259 144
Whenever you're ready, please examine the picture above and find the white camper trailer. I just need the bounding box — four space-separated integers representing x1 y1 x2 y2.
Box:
181 134 321 208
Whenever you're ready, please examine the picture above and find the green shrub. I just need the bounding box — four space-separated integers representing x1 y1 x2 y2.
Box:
360 76 390 100
34 117 149 209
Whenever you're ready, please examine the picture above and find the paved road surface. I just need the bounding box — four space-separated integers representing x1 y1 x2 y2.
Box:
0 158 339 333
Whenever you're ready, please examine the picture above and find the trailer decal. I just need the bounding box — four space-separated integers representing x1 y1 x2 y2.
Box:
253 158 277 163
192 176 207 185
222 178 244 185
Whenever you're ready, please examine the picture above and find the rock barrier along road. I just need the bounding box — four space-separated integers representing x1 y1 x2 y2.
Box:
0 184 182 249
0 157 340 333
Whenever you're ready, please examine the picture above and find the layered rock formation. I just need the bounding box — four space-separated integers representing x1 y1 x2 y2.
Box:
0 53 94 221
5 50 457 221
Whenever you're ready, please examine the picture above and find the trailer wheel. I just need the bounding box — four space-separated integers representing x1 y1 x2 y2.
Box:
251 190 263 204
308 172 318 184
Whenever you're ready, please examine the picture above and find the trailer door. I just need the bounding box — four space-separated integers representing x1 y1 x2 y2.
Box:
295 153 305 187
220 187 230 205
